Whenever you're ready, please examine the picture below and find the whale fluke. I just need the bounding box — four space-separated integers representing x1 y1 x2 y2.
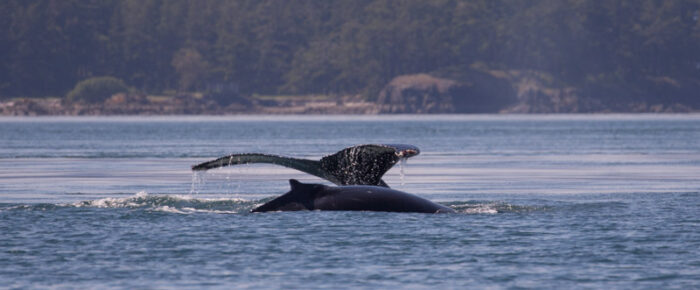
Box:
191 153 324 178
191 144 420 187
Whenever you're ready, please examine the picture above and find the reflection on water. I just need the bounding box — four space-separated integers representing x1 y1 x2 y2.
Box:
1 152 698 203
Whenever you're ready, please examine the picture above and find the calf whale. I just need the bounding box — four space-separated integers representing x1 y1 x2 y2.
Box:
192 144 419 187
252 179 455 214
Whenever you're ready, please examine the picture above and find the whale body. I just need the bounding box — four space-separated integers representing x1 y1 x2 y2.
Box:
252 179 455 214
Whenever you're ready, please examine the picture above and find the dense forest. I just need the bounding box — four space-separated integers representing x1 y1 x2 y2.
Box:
1 0 699 111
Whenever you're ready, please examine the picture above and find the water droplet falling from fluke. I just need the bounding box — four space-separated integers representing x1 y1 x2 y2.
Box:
399 157 407 186
189 171 205 195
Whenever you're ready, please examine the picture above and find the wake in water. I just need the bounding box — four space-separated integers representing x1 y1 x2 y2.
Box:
71 192 259 214
444 201 549 214
0 193 260 214
0 192 544 215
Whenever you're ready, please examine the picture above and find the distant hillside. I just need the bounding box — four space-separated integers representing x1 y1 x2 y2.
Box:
1 0 699 112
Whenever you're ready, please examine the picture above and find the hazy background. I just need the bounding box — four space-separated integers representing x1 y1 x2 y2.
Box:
1 0 699 113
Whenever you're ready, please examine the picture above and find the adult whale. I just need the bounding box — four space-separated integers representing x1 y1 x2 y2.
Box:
252 179 455 214
192 144 419 187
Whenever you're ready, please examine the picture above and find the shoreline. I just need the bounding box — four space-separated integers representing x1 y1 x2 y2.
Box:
1 94 697 116
3 113 700 121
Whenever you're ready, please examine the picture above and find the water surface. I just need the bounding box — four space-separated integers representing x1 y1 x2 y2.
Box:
1 115 699 288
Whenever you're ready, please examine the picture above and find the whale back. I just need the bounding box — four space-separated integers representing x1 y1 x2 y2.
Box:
251 179 455 214
251 179 321 212
313 185 455 213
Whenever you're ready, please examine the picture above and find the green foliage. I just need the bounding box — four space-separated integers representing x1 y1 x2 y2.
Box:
1 0 699 107
172 48 209 91
66 77 129 103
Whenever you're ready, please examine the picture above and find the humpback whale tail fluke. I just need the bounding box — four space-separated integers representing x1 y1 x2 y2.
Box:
191 144 420 187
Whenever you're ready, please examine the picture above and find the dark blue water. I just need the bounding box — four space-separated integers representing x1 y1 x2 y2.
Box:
1 115 699 288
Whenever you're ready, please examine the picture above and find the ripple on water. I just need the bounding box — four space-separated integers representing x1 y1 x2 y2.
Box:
2 193 552 216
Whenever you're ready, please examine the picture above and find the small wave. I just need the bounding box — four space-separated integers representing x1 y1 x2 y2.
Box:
445 200 628 215
3 196 547 215
446 201 546 214
561 201 629 212
1 203 62 212
70 192 261 214
3 192 261 214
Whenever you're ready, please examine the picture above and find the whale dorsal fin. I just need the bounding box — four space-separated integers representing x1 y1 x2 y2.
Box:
289 179 303 189
251 179 317 212
191 144 419 187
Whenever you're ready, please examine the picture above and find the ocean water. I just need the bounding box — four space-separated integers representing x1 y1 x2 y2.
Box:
1 115 699 288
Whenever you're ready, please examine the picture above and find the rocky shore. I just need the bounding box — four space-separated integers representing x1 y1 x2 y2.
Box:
2 70 698 116
373 69 698 114
0 94 382 116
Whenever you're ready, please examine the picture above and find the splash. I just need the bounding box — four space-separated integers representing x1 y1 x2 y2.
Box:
447 201 548 214
74 191 150 208
205 155 245 195
225 156 241 194
69 192 257 214
398 157 407 186
189 171 206 195
451 203 499 214
5 196 546 215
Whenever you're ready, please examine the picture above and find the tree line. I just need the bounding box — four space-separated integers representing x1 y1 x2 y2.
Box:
2 0 699 102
